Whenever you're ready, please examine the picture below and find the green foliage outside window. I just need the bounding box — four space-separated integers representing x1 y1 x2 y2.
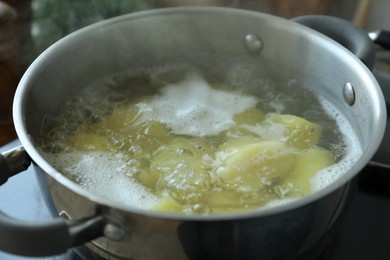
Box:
32 0 150 52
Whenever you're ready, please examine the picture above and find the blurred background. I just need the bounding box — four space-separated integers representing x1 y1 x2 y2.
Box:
1 0 389 146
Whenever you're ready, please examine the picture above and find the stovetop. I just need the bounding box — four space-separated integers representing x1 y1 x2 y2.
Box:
1 62 390 260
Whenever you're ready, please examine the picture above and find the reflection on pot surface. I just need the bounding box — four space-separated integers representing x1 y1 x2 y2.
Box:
40 63 361 215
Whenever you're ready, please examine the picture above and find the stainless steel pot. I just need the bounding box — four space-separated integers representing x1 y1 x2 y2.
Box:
0 7 386 259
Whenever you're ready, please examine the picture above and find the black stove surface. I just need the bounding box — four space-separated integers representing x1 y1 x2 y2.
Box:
1 70 390 260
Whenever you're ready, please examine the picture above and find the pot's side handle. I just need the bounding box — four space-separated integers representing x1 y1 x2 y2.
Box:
0 212 104 256
292 15 375 70
0 146 31 185
0 147 104 256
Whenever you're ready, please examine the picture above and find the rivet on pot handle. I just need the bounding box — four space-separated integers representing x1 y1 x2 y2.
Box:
0 147 104 256
292 15 375 70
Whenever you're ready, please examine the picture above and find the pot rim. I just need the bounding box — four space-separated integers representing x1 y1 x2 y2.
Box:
13 6 387 221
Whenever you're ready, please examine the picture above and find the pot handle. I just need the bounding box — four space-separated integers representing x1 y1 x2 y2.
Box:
369 30 390 50
0 146 31 185
0 147 104 256
292 15 375 70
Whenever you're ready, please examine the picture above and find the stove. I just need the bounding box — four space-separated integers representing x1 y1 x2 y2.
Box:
1 62 390 260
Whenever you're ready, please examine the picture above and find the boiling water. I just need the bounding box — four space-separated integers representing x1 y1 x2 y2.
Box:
137 74 257 136
40 65 362 214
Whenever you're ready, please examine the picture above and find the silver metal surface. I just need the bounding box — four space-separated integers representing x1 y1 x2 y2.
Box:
103 223 127 242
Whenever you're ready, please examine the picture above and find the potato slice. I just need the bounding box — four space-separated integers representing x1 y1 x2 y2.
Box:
132 121 173 154
101 103 141 130
152 137 212 167
132 167 160 193
98 102 172 154
68 133 111 152
152 196 184 213
281 147 334 195
216 141 295 191
217 135 262 155
233 107 265 125
271 114 322 149
151 137 213 204
228 108 265 138
206 188 244 208
153 196 214 215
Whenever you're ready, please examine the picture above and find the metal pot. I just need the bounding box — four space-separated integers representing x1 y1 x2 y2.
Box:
0 7 386 259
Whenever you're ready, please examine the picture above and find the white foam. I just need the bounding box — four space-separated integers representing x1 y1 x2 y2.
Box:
44 151 159 209
136 73 258 136
310 97 363 192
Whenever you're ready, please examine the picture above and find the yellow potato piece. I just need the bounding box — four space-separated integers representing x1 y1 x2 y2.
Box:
96 102 172 154
216 141 295 191
217 135 262 155
229 108 265 137
233 107 265 125
69 133 111 152
135 120 172 142
152 137 212 167
271 114 322 149
151 137 213 204
281 147 334 195
132 121 173 153
96 102 172 139
206 188 244 208
132 170 160 193
153 191 266 215
101 103 141 130
152 196 184 213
